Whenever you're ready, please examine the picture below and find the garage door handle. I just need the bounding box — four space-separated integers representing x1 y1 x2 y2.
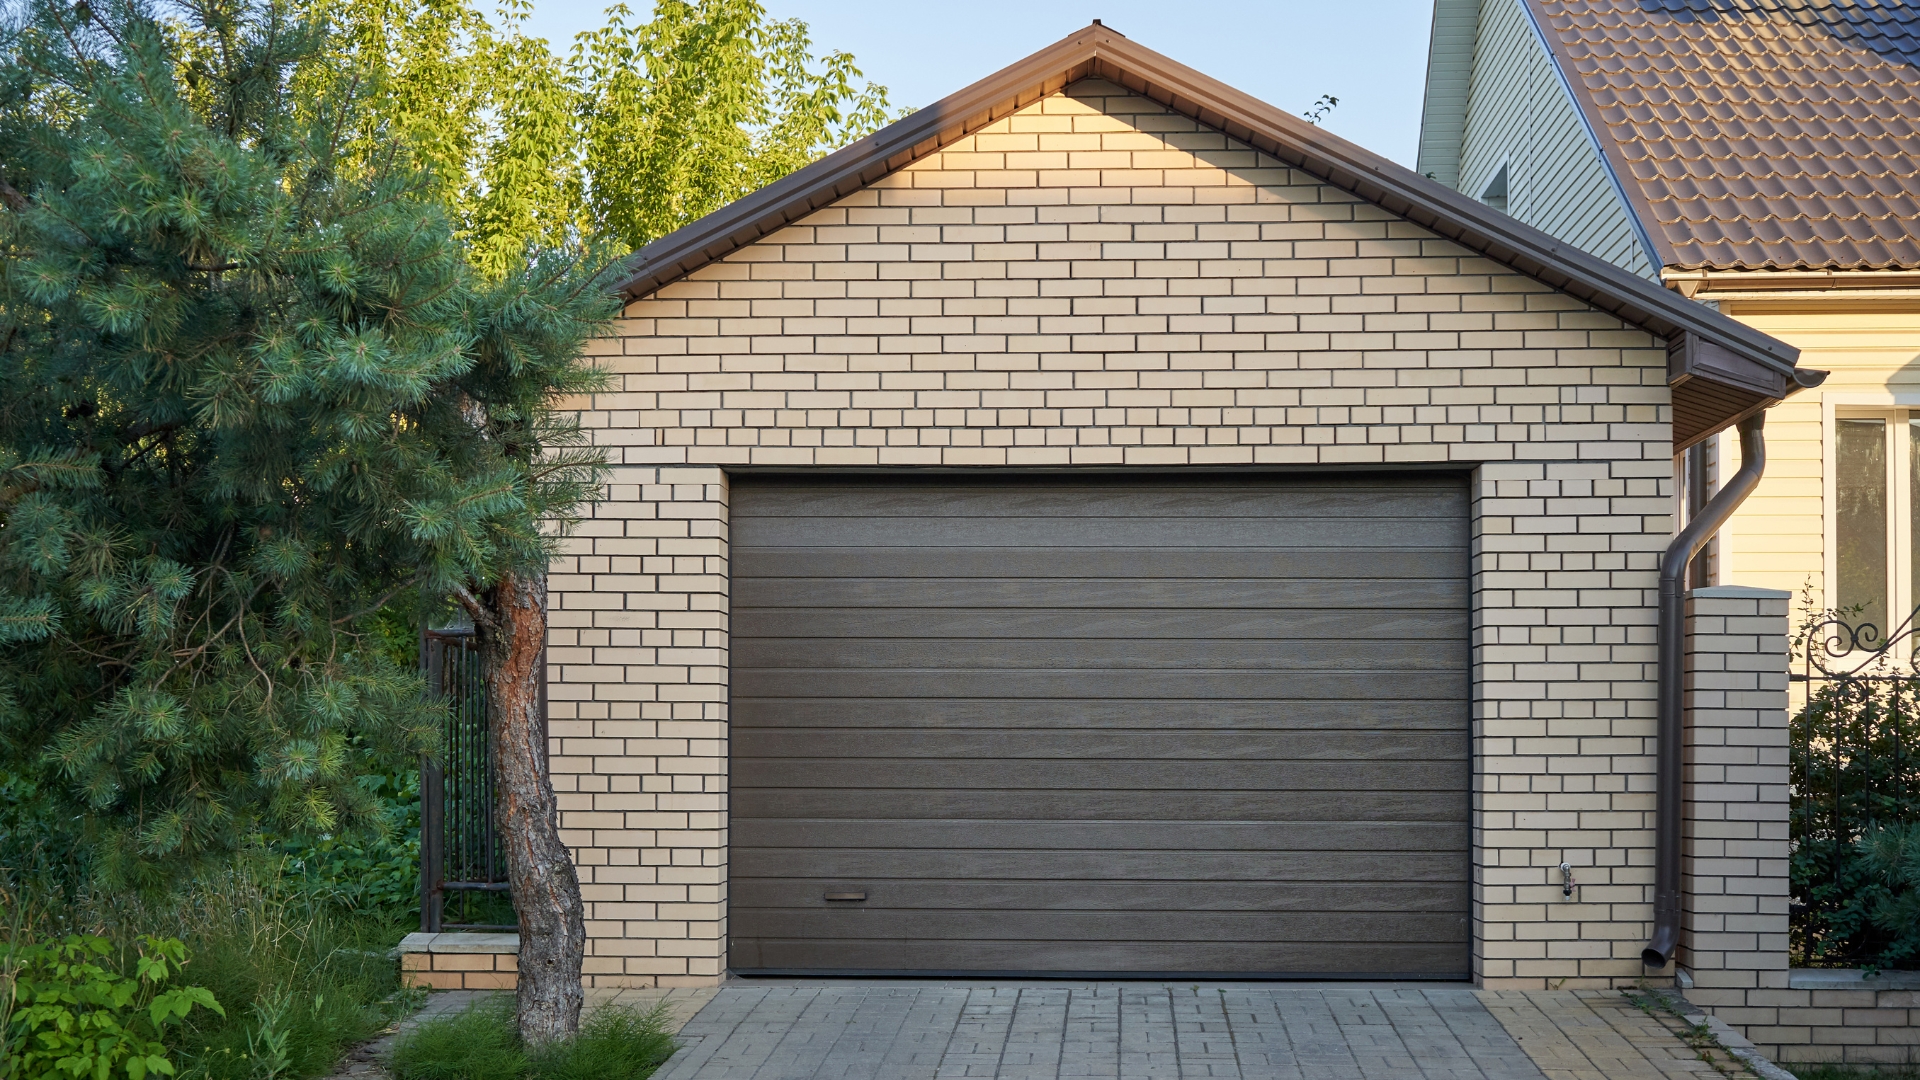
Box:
823 891 867 902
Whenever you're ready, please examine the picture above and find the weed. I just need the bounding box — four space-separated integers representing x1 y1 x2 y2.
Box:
1621 988 1747 1078
535 1003 678 1080
390 999 677 1080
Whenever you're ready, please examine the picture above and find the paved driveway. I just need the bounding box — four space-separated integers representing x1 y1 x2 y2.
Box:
649 983 1731 1080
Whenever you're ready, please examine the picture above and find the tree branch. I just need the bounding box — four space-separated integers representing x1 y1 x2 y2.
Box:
449 582 499 633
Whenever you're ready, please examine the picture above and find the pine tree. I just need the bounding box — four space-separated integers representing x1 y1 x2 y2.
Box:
0 0 614 1040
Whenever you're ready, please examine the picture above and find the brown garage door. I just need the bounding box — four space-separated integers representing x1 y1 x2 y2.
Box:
729 473 1469 978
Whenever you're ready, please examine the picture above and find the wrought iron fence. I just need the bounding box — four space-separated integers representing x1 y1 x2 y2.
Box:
419 623 513 932
1789 611 1920 967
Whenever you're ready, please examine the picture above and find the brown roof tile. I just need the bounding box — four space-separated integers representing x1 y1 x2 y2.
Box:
1532 0 1920 270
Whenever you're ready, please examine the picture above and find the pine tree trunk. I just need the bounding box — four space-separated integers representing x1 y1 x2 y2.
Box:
478 568 584 1046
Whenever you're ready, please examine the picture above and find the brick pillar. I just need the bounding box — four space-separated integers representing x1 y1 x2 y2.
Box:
1681 585 1791 1022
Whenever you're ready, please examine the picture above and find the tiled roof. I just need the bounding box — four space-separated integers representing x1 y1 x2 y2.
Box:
1533 0 1920 271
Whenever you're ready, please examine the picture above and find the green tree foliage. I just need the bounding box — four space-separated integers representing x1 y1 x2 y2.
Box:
300 0 893 275
0 0 616 885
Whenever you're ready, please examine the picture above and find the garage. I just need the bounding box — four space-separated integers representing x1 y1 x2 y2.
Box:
728 472 1471 978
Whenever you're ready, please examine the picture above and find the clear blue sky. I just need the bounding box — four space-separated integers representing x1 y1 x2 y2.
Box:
514 1 1440 167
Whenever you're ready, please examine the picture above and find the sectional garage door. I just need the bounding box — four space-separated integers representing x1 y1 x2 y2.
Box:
728 473 1470 978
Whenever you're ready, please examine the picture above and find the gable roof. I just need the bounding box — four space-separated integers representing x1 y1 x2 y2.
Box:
615 22 1811 445
1524 0 1920 272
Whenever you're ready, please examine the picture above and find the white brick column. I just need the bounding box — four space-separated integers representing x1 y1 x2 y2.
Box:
1681 585 1791 1013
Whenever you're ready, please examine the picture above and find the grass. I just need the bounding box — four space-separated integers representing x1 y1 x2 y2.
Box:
1791 1067 1920 1080
2 856 422 1080
390 997 678 1080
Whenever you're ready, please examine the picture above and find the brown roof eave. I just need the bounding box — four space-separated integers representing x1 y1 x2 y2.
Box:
614 23 1801 385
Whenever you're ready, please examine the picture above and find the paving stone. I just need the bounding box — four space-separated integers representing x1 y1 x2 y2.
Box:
650 985 1728 1080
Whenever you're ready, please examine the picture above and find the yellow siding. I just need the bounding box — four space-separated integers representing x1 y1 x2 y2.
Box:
1720 304 1920 616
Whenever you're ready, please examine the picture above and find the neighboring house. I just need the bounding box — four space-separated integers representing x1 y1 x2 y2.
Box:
1418 0 1920 634
1416 0 1920 1062
409 21 1843 1045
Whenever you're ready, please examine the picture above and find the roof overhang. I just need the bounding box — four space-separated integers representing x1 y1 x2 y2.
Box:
1665 268 1920 304
614 22 1808 453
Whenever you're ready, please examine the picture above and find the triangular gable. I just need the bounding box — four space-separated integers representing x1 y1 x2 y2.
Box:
615 22 1812 448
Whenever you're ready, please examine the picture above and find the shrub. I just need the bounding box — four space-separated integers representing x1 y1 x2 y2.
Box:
1792 615 1920 969
389 999 677 1080
1 934 223 1080
273 769 423 921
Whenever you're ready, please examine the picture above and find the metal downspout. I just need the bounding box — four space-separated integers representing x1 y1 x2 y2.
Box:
1644 413 1768 967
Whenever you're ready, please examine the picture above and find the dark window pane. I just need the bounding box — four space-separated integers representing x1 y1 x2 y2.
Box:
1837 418 1888 644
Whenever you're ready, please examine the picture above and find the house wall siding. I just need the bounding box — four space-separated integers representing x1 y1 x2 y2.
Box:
1417 0 1484 190
1716 304 1920 610
1455 0 1653 279
549 77 1680 989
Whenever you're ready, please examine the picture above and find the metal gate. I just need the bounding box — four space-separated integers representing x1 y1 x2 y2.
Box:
418 624 528 932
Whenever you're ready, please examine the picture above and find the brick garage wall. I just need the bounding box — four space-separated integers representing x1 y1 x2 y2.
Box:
548 78 1679 988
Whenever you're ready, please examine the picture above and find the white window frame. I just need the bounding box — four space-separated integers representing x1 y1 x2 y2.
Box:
1824 394 1920 642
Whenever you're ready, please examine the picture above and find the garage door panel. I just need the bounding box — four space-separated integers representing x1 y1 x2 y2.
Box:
733 669 1466 700
731 879 1467 912
731 759 1468 792
733 910 1467 944
733 729 1466 762
734 788 1470 822
730 474 1469 977
734 819 1467 851
737 607 1468 642
733 637 1465 671
734 848 1468 883
731 940 1468 978
733 577 1466 611
733 698 1464 731
739 515 1458 551
733 480 1461 523
734 547 1466 580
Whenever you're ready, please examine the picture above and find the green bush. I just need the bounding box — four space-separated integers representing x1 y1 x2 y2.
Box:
0 861 421 1080
273 769 423 921
2 934 222 1080
1790 657 1920 969
389 999 677 1080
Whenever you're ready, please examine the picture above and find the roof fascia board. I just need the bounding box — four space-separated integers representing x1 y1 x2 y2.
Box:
614 24 1799 385
1415 0 1483 188
1511 0 1669 272
611 30 1106 299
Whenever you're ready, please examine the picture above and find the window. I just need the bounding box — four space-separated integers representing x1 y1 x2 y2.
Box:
1834 413 1920 644
1479 164 1509 214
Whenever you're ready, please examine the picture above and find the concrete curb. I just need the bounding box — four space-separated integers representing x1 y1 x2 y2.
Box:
1661 990 1799 1080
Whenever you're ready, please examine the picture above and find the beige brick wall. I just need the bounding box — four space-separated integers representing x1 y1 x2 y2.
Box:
549 77 1680 988
1680 586 1792 1016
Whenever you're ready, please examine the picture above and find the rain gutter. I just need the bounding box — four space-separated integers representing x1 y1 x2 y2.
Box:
1645 413 1767 967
